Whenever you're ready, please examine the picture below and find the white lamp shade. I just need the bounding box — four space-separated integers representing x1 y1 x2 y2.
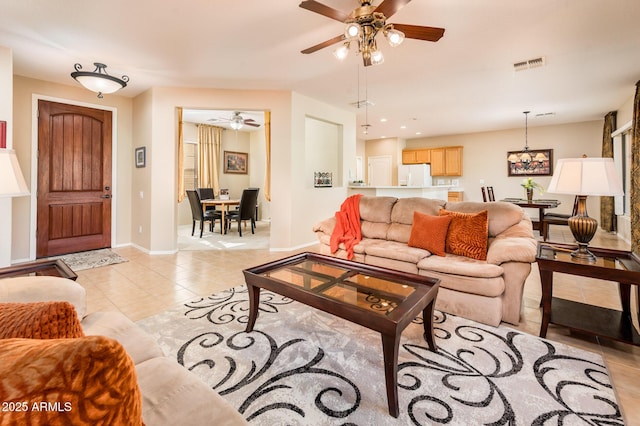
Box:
546 157 623 196
0 149 30 197
74 75 123 94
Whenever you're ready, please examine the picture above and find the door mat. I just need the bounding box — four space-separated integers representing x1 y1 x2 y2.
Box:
51 248 128 272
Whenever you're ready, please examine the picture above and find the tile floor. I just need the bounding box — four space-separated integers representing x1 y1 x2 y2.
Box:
75 226 640 425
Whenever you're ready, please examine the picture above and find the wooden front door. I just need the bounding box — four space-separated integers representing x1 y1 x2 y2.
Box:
36 100 112 258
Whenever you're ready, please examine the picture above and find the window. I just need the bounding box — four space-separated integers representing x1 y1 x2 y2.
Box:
184 141 198 190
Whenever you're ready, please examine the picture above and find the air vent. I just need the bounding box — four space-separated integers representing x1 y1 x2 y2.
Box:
535 112 555 118
513 56 546 72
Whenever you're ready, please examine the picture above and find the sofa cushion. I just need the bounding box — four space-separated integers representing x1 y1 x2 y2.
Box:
417 254 503 280
0 336 143 425
0 276 87 319
136 356 248 426
359 196 397 223
0 301 84 339
408 212 452 257
444 201 524 237
360 239 431 264
82 311 165 365
439 209 489 260
391 197 446 224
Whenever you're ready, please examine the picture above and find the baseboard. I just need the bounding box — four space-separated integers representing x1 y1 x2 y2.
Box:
269 240 319 253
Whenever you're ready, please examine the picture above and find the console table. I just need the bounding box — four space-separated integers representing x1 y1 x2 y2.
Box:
536 242 640 346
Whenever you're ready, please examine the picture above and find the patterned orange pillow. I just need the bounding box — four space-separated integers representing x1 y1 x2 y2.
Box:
0 301 84 339
0 336 144 425
439 209 489 260
408 211 452 256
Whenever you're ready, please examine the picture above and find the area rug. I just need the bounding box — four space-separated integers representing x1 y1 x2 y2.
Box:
136 287 623 425
177 222 270 251
51 248 127 271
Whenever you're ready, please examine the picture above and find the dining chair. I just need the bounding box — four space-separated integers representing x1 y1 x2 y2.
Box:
186 190 222 237
541 196 579 241
226 188 259 237
197 188 217 213
481 186 495 202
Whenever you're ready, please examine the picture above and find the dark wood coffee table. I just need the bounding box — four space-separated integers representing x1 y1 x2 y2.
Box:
243 252 440 418
0 258 77 280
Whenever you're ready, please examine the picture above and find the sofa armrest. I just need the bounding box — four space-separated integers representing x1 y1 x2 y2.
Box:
486 218 537 265
312 216 336 236
0 276 87 319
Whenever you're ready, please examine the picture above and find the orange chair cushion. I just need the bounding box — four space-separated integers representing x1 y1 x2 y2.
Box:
408 211 452 257
0 336 143 425
0 301 84 339
439 209 489 260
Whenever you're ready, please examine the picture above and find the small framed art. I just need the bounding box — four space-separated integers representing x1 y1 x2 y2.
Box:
135 147 146 168
223 151 248 174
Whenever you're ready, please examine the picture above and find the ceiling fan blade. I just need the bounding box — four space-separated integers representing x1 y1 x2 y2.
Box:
299 1 350 22
392 24 445 42
244 121 261 127
375 0 412 19
301 34 346 54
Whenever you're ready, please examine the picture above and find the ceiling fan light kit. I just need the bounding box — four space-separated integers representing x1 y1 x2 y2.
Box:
70 62 129 98
300 0 444 67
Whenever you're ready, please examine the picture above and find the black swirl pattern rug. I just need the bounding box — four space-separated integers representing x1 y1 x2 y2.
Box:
136 287 623 425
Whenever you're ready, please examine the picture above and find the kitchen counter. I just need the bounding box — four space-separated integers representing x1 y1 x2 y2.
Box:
348 186 451 200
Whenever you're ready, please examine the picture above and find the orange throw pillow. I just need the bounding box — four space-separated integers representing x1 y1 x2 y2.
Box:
0 301 84 339
439 209 489 260
0 336 144 425
408 211 452 256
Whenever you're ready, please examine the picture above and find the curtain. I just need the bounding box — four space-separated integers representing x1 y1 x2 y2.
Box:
631 80 640 254
198 124 222 195
177 107 185 203
264 110 271 202
600 111 617 232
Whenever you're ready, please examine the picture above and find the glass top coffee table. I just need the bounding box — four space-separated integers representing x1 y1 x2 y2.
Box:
243 252 440 418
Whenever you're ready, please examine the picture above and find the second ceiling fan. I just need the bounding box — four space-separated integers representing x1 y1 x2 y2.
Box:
299 0 445 66
208 112 261 130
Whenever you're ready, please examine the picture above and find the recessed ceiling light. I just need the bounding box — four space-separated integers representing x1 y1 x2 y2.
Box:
400 125 406 129
380 118 387 122
415 132 422 135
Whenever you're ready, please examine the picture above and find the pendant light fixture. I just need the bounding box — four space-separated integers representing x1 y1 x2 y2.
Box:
507 111 548 173
71 62 129 98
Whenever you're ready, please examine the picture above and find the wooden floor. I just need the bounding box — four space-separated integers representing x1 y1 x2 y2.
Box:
76 227 640 425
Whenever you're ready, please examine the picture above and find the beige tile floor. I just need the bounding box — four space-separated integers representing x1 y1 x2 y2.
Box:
76 227 640 425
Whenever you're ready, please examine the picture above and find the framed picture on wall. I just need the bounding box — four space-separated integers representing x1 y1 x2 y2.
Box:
224 151 248 174
507 148 553 176
0 121 6 148
135 146 146 168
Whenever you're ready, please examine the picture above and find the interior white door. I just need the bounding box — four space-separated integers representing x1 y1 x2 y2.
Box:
368 155 392 187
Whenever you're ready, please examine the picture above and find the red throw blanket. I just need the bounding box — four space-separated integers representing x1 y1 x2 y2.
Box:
330 194 362 260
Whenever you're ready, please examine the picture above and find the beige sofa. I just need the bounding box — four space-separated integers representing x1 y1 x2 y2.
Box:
313 196 537 327
0 275 248 426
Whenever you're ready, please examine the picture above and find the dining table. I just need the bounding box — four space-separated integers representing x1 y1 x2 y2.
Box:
500 198 561 231
201 198 240 234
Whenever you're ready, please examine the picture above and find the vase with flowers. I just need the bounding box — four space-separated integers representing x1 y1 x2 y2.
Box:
521 177 544 202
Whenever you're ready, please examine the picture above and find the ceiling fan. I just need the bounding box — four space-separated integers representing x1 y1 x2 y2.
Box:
299 0 445 66
208 112 260 130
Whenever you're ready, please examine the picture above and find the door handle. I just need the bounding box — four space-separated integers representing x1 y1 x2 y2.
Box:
101 194 111 199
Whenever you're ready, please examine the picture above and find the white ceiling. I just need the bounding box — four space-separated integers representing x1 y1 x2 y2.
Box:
2 0 639 140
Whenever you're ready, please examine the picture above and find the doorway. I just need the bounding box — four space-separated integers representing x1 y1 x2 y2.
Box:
36 100 113 257
368 155 392 187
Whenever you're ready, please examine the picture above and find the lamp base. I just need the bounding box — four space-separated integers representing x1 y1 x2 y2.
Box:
568 195 598 263
570 243 597 262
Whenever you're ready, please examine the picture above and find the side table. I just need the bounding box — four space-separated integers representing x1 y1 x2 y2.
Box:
536 242 640 346
0 258 77 281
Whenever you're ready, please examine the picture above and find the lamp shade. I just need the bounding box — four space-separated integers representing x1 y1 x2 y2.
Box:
0 149 29 197
546 157 623 196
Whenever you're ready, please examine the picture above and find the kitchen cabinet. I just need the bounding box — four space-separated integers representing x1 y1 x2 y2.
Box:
448 191 463 202
430 146 463 176
401 149 430 164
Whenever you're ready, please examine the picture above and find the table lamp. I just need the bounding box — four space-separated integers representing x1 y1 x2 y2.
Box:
0 149 29 197
545 157 623 262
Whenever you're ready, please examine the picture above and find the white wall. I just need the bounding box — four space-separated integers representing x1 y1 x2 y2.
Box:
405 120 604 221
0 46 13 266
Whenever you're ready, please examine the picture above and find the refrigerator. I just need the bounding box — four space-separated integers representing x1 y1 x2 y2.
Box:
398 164 432 187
